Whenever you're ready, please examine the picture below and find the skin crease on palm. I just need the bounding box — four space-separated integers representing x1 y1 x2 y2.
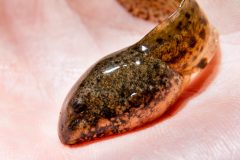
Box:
0 0 240 159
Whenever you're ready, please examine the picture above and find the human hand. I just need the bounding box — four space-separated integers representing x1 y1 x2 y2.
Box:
0 0 240 159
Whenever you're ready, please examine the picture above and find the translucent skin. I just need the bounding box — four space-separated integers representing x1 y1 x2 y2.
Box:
0 0 240 159
58 0 219 144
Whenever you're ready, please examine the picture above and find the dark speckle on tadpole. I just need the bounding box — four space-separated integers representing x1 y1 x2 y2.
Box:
102 107 116 119
189 36 197 48
72 99 87 114
156 38 164 45
197 58 208 69
68 119 80 130
185 12 191 19
176 21 183 31
199 28 206 40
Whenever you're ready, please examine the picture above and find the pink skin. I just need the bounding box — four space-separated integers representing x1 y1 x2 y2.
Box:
0 0 240 159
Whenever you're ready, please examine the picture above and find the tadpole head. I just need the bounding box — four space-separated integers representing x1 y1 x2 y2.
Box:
58 95 78 145
58 83 87 145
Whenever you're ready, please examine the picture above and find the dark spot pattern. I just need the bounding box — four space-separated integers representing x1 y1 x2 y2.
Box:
199 16 208 25
72 100 87 113
197 58 208 69
185 12 191 19
156 38 164 45
199 28 206 40
59 0 214 145
188 36 197 48
102 107 116 119
68 119 80 130
176 21 183 30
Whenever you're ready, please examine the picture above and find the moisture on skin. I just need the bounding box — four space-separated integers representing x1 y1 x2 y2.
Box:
58 0 219 145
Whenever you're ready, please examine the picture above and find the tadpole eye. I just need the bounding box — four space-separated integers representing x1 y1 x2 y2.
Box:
72 100 87 113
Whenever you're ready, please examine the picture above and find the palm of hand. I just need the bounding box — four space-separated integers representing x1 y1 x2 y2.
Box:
0 0 240 159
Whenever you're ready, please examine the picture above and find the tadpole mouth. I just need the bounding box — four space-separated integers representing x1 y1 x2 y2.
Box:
58 78 83 145
58 110 79 145
58 110 71 144
58 98 80 145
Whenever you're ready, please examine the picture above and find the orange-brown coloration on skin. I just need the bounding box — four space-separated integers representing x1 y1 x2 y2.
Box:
117 0 181 23
58 0 219 145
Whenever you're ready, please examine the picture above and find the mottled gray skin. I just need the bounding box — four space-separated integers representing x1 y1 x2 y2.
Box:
58 0 215 145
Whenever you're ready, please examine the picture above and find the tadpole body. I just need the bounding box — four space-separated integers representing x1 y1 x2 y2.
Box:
58 0 219 145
